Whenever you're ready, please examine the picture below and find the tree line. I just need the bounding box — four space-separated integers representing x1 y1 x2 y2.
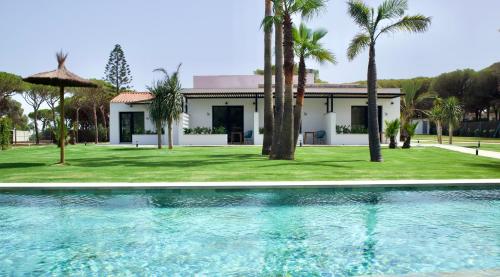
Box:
0 44 133 145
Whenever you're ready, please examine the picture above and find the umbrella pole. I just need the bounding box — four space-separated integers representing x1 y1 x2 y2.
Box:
59 86 65 164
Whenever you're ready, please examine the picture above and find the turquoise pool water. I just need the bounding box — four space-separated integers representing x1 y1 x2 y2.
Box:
0 188 499 276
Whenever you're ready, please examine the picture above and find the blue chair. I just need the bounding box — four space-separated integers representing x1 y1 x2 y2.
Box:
244 130 253 144
316 130 326 144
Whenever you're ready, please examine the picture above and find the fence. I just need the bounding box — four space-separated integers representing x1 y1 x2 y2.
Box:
430 120 500 138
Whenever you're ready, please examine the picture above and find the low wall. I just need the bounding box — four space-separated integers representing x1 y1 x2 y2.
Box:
332 134 368 145
132 134 166 145
181 134 228 145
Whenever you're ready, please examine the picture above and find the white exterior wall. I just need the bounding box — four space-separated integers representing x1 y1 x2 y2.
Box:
109 103 158 145
412 118 430 135
187 98 255 133
110 96 401 146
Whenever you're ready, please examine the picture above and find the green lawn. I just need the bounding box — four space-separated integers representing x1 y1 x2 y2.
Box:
414 134 500 144
0 145 498 182
413 134 500 152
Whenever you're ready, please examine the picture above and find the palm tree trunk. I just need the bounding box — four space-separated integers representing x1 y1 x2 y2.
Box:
367 44 382 162
402 136 411 149
448 124 453 144
294 55 306 149
167 118 173 150
279 12 294 160
156 121 162 149
262 0 273 156
270 0 284 160
59 86 65 164
389 136 396 149
34 109 40 145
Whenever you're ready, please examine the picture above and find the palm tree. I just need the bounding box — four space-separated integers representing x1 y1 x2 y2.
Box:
154 64 184 150
346 0 431 162
265 0 326 160
442 97 463 144
262 0 274 155
292 23 336 147
148 79 167 149
262 0 284 159
402 122 417 148
400 80 435 147
426 98 444 144
384 118 400 149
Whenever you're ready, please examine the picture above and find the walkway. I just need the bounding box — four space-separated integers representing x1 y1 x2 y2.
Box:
425 144 500 159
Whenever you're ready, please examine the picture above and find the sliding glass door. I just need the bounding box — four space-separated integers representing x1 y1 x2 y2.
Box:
119 112 145 143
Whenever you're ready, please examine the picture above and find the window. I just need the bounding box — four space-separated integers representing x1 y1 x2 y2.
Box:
350 106 383 133
351 106 368 129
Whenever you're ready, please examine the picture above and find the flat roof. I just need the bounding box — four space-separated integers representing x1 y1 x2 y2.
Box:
111 87 402 104
182 87 402 99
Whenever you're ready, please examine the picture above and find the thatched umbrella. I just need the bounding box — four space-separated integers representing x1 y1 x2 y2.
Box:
24 51 97 164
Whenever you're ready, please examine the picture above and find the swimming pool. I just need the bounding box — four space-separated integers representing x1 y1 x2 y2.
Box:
0 187 498 276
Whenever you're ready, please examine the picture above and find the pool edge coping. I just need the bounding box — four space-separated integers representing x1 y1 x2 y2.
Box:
0 179 499 190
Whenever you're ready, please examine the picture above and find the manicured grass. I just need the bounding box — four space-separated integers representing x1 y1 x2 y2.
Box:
413 134 500 152
0 145 498 183
414 134 500 144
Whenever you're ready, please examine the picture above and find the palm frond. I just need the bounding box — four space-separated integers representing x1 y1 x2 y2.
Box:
296 0 327 20
309 47 336 64
376 0 407 24
377 14 431 38
347 33 370 60
384 118 400 137
261 15 278 32
347 0 371 30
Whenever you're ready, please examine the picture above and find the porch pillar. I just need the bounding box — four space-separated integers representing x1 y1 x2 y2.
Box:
324 112 336 145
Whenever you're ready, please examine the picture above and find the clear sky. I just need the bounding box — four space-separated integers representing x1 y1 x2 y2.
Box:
1 0 499 114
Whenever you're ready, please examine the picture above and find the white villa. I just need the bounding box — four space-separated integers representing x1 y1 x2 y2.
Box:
109 74 402 146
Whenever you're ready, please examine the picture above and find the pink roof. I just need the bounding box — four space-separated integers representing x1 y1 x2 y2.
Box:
110 92 154 103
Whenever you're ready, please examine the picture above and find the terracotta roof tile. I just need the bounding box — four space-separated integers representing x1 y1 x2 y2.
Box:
110 92 154 103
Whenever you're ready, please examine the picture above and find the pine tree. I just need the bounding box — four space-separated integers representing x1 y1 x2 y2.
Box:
104 44 133 93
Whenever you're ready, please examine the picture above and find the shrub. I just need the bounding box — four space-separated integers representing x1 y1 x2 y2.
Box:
212 126 226 134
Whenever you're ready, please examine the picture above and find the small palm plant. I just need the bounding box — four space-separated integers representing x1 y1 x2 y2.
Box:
426 98 444 144
402 122 418 148
346 0 431 161
154 64 184 150
292 22 336 147
384 119 400 149
400 80 435 141
442 97 463 144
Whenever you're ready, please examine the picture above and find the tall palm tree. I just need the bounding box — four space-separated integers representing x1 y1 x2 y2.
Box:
442 97 463 144
426 98 444 144
148 79 168 149
154 64 184 150
262 0 274 155
346 0 431 162
265 0 326 160
400 80 435 146
263 0 285 159
292 23 336 147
